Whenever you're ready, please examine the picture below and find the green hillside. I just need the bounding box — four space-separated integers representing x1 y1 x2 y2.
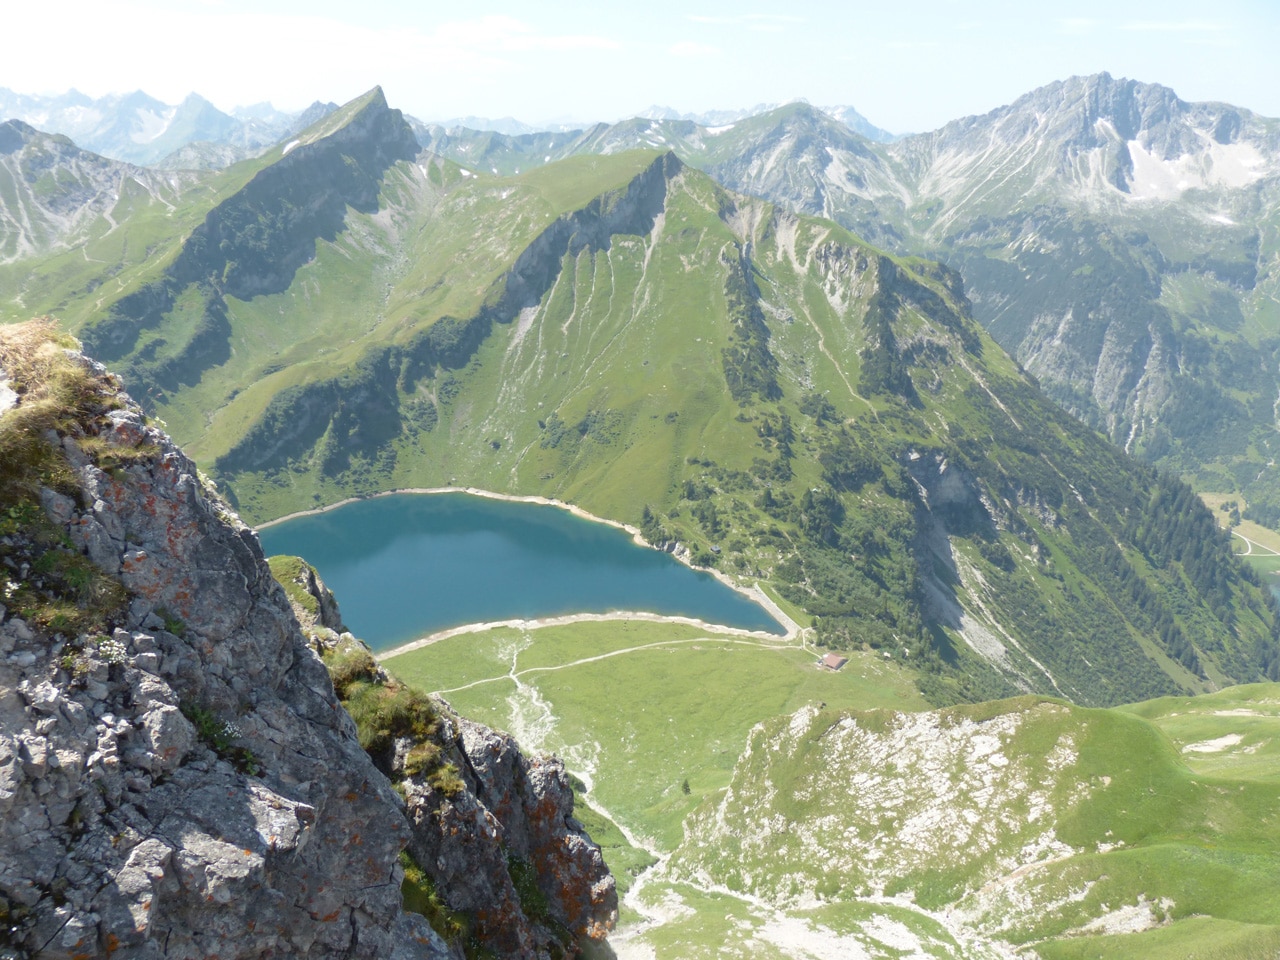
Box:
3 89 1277 708
386 617 1280 959
662 687 1280 959
418 82 1280 537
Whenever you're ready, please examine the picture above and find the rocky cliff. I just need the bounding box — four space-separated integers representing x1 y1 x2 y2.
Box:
279 565 619 957
0 122 197 264
0 322 614 957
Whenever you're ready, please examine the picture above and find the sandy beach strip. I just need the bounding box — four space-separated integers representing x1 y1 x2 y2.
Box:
379 607 800 661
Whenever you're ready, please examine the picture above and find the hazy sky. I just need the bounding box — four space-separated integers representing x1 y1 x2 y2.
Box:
4 0 1277 132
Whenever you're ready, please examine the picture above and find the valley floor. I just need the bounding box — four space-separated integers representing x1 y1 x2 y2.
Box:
385 618 1280 959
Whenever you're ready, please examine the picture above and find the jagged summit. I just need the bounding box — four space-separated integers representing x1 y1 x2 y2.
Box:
904 71 1280 198
0 86 319 166
279 84 417 159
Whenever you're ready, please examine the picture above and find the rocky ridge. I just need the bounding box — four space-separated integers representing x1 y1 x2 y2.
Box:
0 122 197 266
0 88 298 168
282 562 620 957
0 325 614 957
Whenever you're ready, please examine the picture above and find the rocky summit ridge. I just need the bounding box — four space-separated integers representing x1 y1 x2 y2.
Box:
0 322 615 957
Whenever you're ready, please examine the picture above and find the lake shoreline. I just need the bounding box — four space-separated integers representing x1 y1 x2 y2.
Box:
255 486 803 645
379 607 796 661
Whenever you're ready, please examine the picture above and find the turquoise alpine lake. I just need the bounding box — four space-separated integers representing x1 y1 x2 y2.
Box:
257 492 785 651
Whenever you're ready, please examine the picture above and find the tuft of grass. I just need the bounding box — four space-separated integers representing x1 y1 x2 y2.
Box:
399 850 480 952
154 607 186 638
426 762 465 797
266 554 320 617
316 634 461 793
0 319 117 495
0 320 137 633
324 642 378 698
402 740 443 778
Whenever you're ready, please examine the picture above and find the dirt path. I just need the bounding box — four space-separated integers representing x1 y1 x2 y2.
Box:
432 634 797 696
1232 530 1280 557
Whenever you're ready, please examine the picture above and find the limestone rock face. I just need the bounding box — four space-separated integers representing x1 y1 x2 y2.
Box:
1 344 616 958
0 356 449 958
276 557 347 634
400 716 618 958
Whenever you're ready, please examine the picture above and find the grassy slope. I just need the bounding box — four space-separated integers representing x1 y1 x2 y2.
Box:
384 617 924 919
431 109 1280 539
386 620 924 851
7 101 1276 704
665 689 1280 959
0 153 269 328
223 156 1269 708
176 151 661 470
386 617 1280 959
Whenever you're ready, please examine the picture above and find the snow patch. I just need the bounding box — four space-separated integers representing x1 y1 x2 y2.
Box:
129 107 173 144
705 124 735 135
1126 137 1267 200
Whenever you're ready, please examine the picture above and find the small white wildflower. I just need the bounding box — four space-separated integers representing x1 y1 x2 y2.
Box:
94 634 129 666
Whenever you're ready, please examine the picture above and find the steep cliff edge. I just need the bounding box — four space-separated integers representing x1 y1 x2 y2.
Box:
276 562 619 956
0 322 614 958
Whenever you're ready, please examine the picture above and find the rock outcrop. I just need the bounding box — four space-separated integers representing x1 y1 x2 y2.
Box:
0 325 615 957
400 717 617 957
270 556 347 634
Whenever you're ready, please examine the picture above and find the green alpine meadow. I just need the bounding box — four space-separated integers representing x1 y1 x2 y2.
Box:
422 75 1280 535
4 78 1280 958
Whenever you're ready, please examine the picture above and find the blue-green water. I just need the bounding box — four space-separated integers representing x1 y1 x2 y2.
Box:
258 493 784 651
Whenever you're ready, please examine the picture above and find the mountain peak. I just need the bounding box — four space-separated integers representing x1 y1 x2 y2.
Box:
0 119 38 154
289 85 415 157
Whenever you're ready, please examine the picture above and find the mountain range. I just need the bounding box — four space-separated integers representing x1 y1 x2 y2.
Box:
404 74 1280 530
5 76 1280 959
0 86 1275 711
0 87 899 162
0 87 339 167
